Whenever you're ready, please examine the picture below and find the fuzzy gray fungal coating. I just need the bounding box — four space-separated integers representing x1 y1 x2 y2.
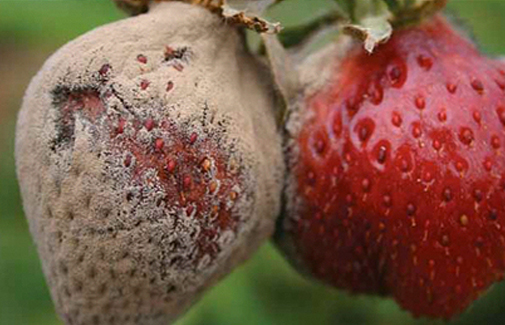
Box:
15 2 283 324
265 35 353 278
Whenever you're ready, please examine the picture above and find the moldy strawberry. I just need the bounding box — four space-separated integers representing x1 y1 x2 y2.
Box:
15 1 283 324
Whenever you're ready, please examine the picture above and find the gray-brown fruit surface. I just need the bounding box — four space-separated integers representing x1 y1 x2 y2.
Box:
15 2 283 324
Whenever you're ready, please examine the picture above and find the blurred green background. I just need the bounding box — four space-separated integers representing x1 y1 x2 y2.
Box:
1 0 505 324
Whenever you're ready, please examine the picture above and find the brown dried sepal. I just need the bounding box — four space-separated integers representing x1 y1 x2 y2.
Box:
221 6 281 33
113 0 281 33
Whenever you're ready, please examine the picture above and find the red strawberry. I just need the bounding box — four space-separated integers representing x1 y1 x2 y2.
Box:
276 14 505 319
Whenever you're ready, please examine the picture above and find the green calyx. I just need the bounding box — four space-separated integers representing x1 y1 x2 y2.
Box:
336 0 448 52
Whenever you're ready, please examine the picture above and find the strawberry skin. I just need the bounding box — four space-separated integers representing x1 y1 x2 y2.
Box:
280 16 505 319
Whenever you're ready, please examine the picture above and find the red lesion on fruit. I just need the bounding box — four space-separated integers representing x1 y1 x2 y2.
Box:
52 83 245 267
62 89 105 122
172 63 184 72
164 46 191 72
98 64 111 80
144 117 155 131
52 88 106 148
140 79 150 90
137 54 147 64
164 46 187 61
107 114 243 263
166 81 174 92
116 118 126 135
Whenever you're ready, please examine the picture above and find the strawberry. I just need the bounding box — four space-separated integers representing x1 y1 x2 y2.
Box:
15 2 283 324
276 13 505 319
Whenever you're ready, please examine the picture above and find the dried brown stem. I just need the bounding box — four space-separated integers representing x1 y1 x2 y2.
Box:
113 0 281 33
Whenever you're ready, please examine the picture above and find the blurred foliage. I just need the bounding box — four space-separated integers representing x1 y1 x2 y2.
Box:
1 0 505 324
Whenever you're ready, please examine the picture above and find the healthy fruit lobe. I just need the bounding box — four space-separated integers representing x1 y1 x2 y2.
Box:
279 15 505 319
16 2 283 324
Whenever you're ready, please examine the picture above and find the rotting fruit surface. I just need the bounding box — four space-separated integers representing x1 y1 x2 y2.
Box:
15 2 283 324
